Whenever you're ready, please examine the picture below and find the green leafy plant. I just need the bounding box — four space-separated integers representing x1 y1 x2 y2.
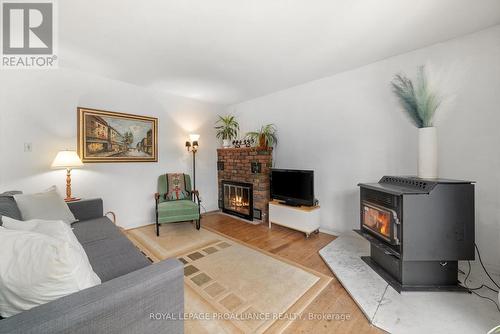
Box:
246 124 278 148
391 66 442 128
214 115 239 140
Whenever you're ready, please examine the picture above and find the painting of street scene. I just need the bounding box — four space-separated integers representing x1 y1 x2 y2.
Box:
78 108 158 162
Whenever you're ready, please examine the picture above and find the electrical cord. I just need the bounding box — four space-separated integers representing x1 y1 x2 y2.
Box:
474 243 500 289
463 261 472 287
468 285 499 293
464 261 498 293
470 290 500 313
200 203 207 214
195 195 208 215
460 245 500 313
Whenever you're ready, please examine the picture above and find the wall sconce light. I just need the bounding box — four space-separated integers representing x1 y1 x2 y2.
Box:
189 134 200 142
186 134 199 153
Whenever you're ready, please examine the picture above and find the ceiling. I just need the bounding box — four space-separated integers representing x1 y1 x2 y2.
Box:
59 0 500 105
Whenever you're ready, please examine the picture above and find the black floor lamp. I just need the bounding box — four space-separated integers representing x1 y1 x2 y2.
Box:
185 134 199 190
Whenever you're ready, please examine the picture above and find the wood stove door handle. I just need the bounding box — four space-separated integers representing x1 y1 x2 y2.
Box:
384 251 399 258
393 223 401 245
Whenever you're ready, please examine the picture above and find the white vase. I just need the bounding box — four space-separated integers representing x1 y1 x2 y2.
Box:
222 139 231 148
418 127 438 179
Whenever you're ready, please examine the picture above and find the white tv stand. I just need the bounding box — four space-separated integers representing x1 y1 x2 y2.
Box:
268 200 320 238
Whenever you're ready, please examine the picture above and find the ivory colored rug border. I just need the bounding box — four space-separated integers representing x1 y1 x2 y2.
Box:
126 223 332 333
202 225 333 333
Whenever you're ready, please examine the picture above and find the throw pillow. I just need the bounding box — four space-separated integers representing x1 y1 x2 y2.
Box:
0 226 101 317
1 216 100 284
13 187 76 224
165 173 189 200
0 191 22 225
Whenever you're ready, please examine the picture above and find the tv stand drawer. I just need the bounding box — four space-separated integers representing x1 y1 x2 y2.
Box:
269 201 320 236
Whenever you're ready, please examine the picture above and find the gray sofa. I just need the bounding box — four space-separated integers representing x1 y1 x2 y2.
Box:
0 198 184 334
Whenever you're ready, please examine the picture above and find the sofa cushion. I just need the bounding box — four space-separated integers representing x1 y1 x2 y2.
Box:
0 191 23 224
72 217 150 281
72 217 122 245
67 198 103 222
82 236 151 282
158 199 198 218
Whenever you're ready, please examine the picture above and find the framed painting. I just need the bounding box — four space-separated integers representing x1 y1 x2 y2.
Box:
77 107 158 163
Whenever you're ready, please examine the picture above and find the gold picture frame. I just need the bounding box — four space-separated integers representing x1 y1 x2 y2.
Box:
77 107 158 163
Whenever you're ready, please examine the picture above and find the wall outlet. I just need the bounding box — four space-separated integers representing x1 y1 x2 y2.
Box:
24 143 32 152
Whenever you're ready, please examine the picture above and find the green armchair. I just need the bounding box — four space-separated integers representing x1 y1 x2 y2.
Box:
155 173 201 236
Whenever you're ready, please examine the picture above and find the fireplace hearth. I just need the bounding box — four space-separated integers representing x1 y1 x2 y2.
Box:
356 176 475 292
221 181 253 220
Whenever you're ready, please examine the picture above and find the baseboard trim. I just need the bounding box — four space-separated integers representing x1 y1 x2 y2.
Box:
202 209 221 215
123 222 154 231
319 227 339 236
122 212 221 231
120 213 341 238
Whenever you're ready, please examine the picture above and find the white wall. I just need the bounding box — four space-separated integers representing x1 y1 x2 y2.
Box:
229 26 500 272
0 68 221 229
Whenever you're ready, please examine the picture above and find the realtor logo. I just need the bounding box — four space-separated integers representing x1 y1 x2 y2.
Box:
1 1 57 68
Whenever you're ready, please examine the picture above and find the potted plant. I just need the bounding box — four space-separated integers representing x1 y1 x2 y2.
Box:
246 124 278 149
391 66 443 178
215 115 239 148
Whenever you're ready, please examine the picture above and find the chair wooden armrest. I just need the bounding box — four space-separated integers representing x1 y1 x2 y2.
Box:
154 193 160 213
191 190 201 204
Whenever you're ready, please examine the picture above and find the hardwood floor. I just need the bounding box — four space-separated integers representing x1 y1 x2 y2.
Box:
201 213 382 334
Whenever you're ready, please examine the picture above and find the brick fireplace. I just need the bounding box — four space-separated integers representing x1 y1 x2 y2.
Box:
217 147 272 223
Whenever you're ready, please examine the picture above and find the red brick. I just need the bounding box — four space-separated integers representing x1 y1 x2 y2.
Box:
217 147 272 223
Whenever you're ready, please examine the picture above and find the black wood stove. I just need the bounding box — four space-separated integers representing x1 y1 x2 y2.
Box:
356 176 475 292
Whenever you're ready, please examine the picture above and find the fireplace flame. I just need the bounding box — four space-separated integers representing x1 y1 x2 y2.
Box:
231 195 248 208
363 205 391 238
377 212 390 236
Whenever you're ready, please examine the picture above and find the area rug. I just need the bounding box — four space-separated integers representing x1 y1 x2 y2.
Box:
127 222 331 333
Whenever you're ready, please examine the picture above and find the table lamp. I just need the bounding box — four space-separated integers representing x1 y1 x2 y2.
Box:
51 150 83 202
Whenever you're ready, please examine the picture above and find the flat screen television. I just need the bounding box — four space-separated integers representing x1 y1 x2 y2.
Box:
270 169 314 206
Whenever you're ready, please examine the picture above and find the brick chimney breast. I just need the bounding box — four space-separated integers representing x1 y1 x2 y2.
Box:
217 147 273 223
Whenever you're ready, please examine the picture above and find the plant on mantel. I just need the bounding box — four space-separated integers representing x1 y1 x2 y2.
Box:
391 65 443 179
245 124 278 149
215 115 239 148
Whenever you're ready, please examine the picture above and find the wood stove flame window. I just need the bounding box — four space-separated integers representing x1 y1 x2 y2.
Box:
362 201 400 245
222 181 253 220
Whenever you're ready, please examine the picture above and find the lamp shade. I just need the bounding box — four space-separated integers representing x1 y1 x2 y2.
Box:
189 134 200 142
51 150 83 169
